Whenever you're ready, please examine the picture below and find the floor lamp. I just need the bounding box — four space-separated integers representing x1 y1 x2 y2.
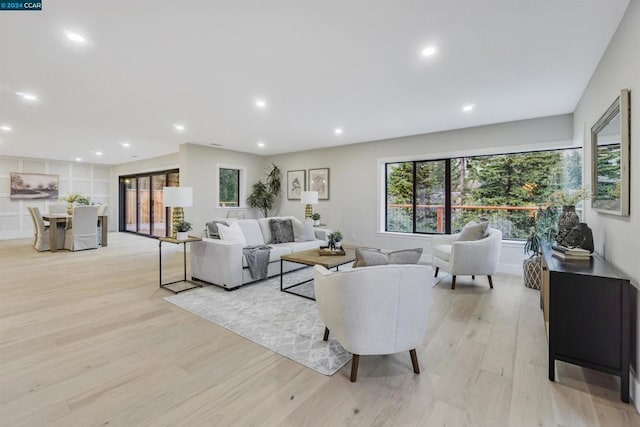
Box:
301 191 318 219
163 187 193 238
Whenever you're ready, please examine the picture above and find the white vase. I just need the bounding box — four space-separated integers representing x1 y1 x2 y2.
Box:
176 231 189 240
313 220 320 226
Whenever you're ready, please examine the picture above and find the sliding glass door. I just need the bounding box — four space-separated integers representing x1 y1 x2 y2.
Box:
119 169 179 237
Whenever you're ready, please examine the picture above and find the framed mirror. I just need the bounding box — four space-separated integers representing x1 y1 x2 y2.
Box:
591 89 630 216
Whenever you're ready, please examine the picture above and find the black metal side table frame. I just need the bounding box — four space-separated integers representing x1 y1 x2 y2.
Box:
159 236 203 294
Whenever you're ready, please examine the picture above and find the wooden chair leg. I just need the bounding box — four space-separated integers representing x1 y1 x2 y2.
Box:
488 275 494 289
451 275 456 289
323 327 330 341
434 267 439 277
350 355 360 382
472 275 475 280
410 349 420 374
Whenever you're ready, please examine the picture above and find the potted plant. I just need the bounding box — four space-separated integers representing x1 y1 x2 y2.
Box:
62 193 90 215
311 212 321 226
175 221 193 240
523 206 558 289
247 164 282 217
328 230 343 250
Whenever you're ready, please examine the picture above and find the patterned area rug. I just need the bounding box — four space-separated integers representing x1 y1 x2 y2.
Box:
165 268 352 375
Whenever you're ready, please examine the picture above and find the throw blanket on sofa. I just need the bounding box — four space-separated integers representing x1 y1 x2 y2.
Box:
242 245 272 280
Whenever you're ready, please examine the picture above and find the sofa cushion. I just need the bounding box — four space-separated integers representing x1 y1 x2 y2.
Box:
270 219 295 244
432 244 452 262
293 218 316 242
275 240 323 252
242 245 292 268
236 220 265 246
205 219 228 239
458 221 489 241
218 221 247 247
257 218 273 243
354 247 423 268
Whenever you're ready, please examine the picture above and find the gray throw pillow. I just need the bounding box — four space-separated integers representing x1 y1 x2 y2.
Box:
269 219 295 244
206 220 228 239
354 247 423 268
458 221 489 241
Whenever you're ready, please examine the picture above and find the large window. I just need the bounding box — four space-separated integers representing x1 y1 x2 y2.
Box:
385 148 582 239
219 168 240 207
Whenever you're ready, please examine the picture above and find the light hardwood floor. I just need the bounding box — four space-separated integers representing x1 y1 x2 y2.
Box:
0 233 638 426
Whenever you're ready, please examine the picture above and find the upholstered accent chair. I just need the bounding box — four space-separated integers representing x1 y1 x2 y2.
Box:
313 264 432 382
432 228 502 289
27 206 65 251
64 206 99 251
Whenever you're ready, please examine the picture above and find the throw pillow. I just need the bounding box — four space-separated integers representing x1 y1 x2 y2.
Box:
206 220 228 239
292 218 316 242
217 221 248 247
353 247 423 268
270 219 295 244
458 221 489 241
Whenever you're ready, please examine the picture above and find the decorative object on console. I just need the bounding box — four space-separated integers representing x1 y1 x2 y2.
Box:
311 212 321 226
163 186 193 239
591 89 630 216
566 223 594 252
175 221 193 240
556 206 579 247
247 163 281 217
301 191 319 219
523 207 558 290
308 168 329 200
287 170 305 200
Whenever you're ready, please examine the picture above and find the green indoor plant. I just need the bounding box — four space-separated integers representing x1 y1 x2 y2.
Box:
523 206 558 289
247 164 282 217
311 212 321 225
328 230 343 250
175 220 193 240
62 192 90 214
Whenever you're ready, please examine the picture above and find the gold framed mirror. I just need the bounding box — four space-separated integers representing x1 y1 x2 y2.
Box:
590 89 630 216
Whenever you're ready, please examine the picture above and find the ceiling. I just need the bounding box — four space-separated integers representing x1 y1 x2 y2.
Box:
0 0 630 165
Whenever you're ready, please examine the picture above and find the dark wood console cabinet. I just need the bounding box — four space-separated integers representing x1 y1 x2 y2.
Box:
541 244 631 403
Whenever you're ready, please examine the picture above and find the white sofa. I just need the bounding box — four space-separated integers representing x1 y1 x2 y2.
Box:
190 217 330 290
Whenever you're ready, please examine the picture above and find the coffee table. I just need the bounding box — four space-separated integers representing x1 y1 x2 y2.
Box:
280 247 356 300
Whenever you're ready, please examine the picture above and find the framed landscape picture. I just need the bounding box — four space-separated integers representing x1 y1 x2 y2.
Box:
10 173 59 200
308 168 329 200
287 170 306 200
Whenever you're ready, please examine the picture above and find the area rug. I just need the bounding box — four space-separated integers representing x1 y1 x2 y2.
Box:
165 268 352 375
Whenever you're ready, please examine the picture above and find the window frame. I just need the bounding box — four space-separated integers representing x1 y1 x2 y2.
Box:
216 164 246 209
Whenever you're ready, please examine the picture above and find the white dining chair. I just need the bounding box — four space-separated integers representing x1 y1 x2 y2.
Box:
27 206 65 251
64 206 99 251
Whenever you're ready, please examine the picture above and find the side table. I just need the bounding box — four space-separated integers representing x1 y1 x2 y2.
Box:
159 236 203 294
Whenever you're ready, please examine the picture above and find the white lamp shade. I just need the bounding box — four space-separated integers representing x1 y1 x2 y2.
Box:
301 191 319 204
163 187 193 207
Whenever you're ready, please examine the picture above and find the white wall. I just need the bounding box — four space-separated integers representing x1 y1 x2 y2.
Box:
268 113 574 273
0 156 111 239
572 0 640 406
178 143 268 234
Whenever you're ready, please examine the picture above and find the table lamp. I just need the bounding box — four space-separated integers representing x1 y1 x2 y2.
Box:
301 191 318 219
163 187 193 238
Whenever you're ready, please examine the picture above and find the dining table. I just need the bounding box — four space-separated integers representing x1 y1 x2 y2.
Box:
42 213 108 252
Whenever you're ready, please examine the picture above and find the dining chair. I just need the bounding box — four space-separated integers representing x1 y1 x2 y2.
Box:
27 206 65 251
64 206 99 251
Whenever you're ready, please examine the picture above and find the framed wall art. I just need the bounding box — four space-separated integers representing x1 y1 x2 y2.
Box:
287 170 306 200
10 172 59 200
308 168 329 200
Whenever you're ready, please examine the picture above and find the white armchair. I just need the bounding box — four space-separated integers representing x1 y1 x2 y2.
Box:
313 264 432 382
432 228 502 289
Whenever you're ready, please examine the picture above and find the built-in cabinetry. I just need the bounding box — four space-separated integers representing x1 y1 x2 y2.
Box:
541 244 631 403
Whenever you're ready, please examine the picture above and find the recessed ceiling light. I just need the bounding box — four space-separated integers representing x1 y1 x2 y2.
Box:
65 30 86 44
75 157 83 162
334 128 343 135
119 142 130 147
255 99 267 109
174 124 185 131
16 92 38 101
257 141 265 148
95 151 103 156
0 125 11 132
462 104 476 112
421 46 437 57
